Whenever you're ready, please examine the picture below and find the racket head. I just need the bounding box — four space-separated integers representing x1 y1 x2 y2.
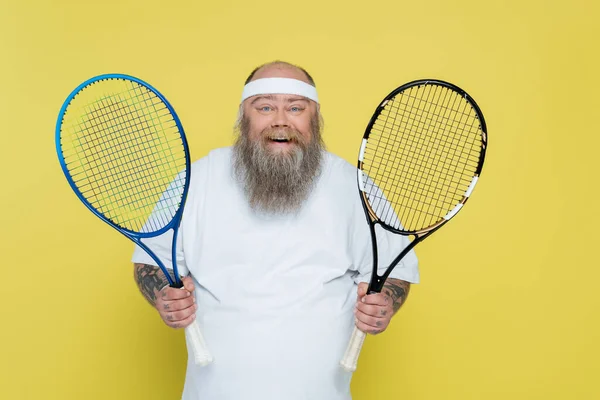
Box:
55 74 191 238
358 79 487 235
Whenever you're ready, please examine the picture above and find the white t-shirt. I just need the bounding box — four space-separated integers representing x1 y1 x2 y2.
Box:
132 147 419 400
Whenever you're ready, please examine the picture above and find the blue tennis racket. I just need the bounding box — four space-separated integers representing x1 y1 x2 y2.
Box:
56 74 213 366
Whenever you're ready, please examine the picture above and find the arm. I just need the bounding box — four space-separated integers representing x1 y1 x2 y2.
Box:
382 278 411 315
133 263 197 329
134 263 173 307
354 278 411 335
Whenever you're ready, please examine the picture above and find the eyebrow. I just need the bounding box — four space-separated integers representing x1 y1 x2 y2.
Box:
250 95 309 105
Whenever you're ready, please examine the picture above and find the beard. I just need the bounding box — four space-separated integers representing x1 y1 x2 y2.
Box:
232 113 325 215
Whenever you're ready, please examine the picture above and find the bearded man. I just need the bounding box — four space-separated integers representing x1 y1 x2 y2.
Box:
132 61 419 400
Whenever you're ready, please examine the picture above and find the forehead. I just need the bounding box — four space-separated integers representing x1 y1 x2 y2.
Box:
251 65 310 83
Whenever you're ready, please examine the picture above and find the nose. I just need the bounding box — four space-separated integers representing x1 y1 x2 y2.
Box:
271 108 290 128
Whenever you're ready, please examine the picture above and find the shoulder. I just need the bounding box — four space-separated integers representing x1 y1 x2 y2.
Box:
184 147 236 214
190 147 233 178
186 147 234 195
313 151 360 206
322 151 357 185
191 146 232 170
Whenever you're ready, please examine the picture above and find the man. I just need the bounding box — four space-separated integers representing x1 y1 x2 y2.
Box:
132 61 419 399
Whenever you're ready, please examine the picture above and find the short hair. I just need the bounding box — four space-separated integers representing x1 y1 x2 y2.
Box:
244 60 316 87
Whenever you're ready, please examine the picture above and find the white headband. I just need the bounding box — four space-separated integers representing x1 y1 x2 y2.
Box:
241 78 319 104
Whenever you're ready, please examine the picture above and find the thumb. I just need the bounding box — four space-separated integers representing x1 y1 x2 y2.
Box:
357 282 369 298
181 275 195 292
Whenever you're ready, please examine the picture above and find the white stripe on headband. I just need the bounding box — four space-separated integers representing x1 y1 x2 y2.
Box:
241 78 319 103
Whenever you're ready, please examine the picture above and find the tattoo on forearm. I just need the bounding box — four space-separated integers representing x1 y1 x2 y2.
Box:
133 263 174 306
383 279 411 313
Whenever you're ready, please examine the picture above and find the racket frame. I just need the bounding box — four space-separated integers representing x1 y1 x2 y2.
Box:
56 74 214 366
341 79 487 372
357 78 487 294
55 74 191 287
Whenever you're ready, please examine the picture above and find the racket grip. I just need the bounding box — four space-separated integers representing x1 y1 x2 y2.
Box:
185 319 213 366
339 325 367 372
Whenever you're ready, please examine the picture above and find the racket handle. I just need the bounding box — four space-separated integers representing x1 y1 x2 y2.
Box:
185 319 213 366
339 325 367 372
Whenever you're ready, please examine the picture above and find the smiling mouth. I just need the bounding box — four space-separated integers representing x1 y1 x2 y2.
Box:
267 135 297 143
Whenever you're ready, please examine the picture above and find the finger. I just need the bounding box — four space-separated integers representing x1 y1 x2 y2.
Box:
158 295 195 312
167 310 197 329
162 303 198 324
357 282 368 297
360 293 390 306
356 301 391 318
355 318 383 335
354 306 388 329
161 286 193 301
181 276 195 292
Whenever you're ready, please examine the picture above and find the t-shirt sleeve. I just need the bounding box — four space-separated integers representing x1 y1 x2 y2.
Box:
352 222 420 285
131 152 214 276
131 227 187 276
130 168 196 277
350 186 420 285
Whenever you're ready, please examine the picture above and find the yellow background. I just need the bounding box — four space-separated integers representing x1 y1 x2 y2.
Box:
1 0 598 398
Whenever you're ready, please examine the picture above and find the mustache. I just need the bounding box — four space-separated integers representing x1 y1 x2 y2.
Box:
260 127 305 143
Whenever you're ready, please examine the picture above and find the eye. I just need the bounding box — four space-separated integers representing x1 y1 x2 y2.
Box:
259 106 272 112
290 106 304 112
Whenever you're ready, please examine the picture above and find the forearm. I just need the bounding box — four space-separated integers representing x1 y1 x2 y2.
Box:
133 263 174 307
382 278 410 314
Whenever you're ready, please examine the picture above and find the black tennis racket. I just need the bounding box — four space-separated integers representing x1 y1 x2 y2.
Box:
340 79 487 371
56 74 213 366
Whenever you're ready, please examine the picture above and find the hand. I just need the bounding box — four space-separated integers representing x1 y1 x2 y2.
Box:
354 282 394 335
155 276 198 329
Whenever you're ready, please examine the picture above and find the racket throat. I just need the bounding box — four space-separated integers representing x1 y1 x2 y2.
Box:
367 222 384 293
367 276 386 294
367 234 423 294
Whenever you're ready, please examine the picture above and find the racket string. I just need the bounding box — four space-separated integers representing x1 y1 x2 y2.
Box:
411 90 480 226
365 87 406 226
365 139 478 228
133 84 181 169
362 84 483 231
64 86 173 170
390 84 444 229
60 79 187 232
68 97 182 230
